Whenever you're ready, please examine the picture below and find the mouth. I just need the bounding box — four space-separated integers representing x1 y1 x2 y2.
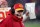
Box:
16 14 21 16
17 15 22 18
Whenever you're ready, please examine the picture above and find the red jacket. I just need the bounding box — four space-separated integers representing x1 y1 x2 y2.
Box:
0 14 25 27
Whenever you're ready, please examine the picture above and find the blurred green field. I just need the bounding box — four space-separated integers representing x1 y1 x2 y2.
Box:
24 22 40 27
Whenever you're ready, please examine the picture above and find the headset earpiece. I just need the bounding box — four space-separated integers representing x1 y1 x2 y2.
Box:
11 7 15 15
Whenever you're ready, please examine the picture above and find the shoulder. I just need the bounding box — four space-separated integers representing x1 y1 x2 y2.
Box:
1 15 12 24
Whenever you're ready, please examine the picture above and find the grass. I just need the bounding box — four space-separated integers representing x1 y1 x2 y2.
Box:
24 22 40 27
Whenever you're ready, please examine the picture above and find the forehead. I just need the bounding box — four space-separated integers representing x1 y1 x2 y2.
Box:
1 3 7 5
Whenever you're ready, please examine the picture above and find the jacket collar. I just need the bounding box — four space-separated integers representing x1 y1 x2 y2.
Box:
12 15 23 22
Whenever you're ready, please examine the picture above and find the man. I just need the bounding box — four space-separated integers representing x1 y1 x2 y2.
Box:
0 0 8 24
0 1 8 8
0 3 25 27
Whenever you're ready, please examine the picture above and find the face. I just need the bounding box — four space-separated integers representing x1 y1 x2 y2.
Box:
1 3 8 8
15 10 23 18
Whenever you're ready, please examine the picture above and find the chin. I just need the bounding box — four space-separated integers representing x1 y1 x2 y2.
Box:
18 17 21 19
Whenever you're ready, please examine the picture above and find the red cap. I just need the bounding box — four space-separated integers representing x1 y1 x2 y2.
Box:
13 3 24 11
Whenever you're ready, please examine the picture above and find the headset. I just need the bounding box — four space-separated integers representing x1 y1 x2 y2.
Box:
11 7 15 15
11 3 17 15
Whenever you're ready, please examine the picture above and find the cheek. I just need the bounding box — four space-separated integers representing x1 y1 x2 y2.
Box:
15 11 18 14
21 13 23 15
1 5 4 7
1 5 3 6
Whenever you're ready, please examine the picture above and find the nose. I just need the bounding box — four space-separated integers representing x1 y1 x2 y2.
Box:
19 12 23 14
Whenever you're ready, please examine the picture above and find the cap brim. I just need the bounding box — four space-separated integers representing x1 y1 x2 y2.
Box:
15 8 24 11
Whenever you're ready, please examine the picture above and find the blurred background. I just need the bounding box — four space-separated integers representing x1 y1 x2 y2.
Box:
0 0 40 27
